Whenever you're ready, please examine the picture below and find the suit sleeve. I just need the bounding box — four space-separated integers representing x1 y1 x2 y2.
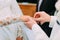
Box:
32 24 49 40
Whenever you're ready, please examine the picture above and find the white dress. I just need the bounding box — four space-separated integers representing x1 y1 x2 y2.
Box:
0 0 28 40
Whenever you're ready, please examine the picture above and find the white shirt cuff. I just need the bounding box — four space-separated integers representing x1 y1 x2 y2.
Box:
49 16 57 28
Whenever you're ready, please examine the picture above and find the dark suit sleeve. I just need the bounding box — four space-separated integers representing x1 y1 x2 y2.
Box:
40 0 57 15
36 0 57 15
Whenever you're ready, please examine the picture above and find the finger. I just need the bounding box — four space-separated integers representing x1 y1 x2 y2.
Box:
34 17 43 22
34 18 45 25
35 14 40 18
34 12 41 18
34 12 39 18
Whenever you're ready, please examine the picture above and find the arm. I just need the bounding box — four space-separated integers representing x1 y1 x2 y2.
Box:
34 11 57 28
20 16 49 40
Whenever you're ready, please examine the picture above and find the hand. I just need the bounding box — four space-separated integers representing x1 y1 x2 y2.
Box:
20 15 37 29
34 11 51 24
20 15 30 22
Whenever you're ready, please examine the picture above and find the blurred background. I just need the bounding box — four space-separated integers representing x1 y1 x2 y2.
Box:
16 0 37 17
16 0 37 3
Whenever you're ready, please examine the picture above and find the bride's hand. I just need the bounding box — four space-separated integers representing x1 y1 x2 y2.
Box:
20 15 30 22
20 15 37 29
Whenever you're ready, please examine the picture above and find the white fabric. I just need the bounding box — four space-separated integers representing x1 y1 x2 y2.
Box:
31 0 60 40
49 16 57 28
32 24 49 40
32 22 60 40
0 0 23 40
19 22 35 40
0 0 35 40
0 0 29 40
0 0 23 20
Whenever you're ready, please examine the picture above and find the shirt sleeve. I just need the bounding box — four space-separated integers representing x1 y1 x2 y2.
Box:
32 24 49 40
49 16 57 28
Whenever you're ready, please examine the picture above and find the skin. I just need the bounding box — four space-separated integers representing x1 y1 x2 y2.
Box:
20 15 37 29
34 11 51 24
20 11 51 29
